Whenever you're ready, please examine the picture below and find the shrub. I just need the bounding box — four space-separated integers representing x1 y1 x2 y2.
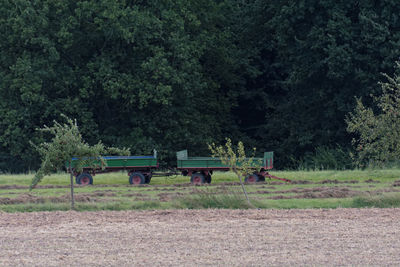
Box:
347 62 400 167
298 146 353 170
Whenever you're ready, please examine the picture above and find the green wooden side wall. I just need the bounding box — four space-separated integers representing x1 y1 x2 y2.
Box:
67 157 157 169
176 150 274 169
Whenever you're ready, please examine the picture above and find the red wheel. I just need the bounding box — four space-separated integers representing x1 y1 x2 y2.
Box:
129 172 145 185
132 175 141 184
81 176 90 185
76 173 93 185
245 174 259 183
191 173 205 184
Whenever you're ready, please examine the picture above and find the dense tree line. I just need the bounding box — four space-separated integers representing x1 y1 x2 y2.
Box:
1 0 400 172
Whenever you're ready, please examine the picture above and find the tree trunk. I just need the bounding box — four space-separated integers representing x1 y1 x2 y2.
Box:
69 163 75 210
234 168 251 206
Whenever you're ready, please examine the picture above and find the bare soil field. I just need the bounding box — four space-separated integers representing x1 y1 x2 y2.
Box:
1 208 400 266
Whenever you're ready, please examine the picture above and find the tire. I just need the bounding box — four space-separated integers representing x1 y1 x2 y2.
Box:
205 174 212 184
76 173 93 185
129 172 145 185
191 173 205 184
245 174 259 183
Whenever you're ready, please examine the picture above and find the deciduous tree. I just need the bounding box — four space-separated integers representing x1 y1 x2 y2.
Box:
30 115 129 209
347 62 400 167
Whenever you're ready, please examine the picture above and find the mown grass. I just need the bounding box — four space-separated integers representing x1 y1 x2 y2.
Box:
1 169 400 212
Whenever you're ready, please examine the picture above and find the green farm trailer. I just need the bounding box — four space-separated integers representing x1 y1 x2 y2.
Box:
68 149 289 185
176 150 289 184
68 151 158 185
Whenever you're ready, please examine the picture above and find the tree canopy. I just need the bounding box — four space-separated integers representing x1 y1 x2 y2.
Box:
30 115 129 189
1 0 400 172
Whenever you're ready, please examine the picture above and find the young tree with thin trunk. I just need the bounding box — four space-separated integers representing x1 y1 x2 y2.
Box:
30 115 129 209
208 138 261 205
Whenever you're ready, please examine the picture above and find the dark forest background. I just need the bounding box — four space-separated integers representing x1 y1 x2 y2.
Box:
1 0 400 172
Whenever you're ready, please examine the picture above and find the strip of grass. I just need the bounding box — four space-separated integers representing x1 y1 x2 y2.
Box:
173 188 255 209
0 200 166 213
173 190 356 209
351 193 400 208
2 193 400 212
276 169 400 183
1 168 400 186
1 169 400 212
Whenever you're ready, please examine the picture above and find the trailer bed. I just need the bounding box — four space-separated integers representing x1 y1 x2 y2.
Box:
70 156 158 169
67 152 158 185
176 150 273 170
176 150 281 184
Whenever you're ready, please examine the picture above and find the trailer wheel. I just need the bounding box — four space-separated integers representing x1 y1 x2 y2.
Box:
129 172 145 185
205 174 212 184
191 173 205 184
245 174 259 183
76 173 93 185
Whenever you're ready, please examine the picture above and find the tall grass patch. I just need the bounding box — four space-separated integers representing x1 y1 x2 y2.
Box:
352 193 400 208
175 188 264 209
294 146 352 170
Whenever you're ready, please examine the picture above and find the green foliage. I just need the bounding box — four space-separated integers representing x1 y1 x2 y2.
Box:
30 116 129 190
209 138 262 204
0 0 236 171
296 146 353 170
208 138 261 177
234 0 400 167
347 62 400 167
1 0 400 171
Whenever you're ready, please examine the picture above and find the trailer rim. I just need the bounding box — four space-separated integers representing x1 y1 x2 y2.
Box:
129 172 145 185
132 175 141 184
80 176 90 185
191 173 205 185
76 173 93 185
245 174 259 183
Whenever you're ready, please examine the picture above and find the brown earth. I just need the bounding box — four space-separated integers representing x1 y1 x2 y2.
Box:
1 208 400 266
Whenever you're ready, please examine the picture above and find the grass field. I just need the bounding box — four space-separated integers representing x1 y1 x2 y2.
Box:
1 169 400 212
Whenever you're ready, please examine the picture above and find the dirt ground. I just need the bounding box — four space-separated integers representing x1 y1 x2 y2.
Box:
1 209 400 266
